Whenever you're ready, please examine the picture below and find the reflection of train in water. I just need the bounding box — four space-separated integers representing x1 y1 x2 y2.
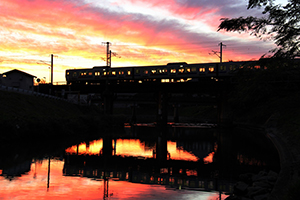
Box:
66 61 257 85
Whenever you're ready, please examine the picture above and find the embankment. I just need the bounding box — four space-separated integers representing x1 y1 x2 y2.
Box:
0 90 125 146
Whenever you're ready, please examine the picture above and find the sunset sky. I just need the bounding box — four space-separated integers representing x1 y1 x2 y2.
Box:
0 0 288 83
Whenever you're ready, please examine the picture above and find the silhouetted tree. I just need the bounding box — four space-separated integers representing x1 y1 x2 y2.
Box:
218 0 300 59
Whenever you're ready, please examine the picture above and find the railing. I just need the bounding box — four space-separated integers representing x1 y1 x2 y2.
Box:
0 84 70 102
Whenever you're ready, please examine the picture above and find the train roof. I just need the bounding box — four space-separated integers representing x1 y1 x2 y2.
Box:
66 60 261 71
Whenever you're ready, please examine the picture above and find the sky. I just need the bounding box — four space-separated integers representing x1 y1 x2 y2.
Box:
0 0 288 83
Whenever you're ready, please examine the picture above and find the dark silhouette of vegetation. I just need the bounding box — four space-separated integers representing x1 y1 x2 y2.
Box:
218 0 300 59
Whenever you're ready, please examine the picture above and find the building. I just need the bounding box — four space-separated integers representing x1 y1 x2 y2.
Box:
0 69 36 91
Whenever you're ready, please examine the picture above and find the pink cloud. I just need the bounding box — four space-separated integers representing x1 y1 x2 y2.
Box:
0 0 274 81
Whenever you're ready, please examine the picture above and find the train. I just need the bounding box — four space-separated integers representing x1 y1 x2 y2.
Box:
65 61 258 85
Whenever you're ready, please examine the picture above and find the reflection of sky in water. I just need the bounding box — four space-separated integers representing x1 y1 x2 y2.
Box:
0 159 227 199
65 139 213 162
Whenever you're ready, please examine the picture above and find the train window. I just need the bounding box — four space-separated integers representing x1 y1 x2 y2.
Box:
144 69 149 74
135 69 140 74
103 71 107 76
127 70 131 75
191 67 196 72
162 68 168 73
209 67 214 72
199 68 205 72
170 69 176 73
220 66 226 71
67 72 70 75
73 72 77 77
185 67 191 73
230 65 237 70
151 69 156 74
88 72 93 76
119 70 124 75
95 72 100 76
112 71 116 75
178 68 184 73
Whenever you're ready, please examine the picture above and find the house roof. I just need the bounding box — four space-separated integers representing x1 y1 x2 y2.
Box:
3 69 37 78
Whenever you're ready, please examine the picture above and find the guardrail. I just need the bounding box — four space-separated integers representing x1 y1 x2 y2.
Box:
0 84 71 102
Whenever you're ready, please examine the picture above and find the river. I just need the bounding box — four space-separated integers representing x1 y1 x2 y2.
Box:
0 124 280 200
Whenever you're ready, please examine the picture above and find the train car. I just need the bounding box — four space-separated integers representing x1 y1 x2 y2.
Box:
65 61 257 85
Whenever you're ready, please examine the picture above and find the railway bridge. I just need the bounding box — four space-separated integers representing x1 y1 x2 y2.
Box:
40 61 263 125
44 76 231 126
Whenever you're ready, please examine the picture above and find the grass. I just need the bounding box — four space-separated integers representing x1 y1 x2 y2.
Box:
0 90 125 142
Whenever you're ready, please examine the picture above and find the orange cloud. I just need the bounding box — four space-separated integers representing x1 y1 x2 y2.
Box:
0 0 274 82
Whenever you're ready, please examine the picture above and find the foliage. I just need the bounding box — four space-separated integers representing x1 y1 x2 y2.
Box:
218 0 300 59
228 60 300 124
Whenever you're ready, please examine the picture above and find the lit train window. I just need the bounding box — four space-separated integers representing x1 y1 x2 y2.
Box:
95 72 100 76
119 71 124 75
170 69 176 73
162 68 167 73
199 68 205 72
151 69 156 74
67 72 70 75
88 72 93 76
127 70 131 75
103 71 107 76
159 69 167 73
185 67 191 72
178 68 184 73
144 69 149 74
230 65 237 70
112 71 116 75
209 67 214 72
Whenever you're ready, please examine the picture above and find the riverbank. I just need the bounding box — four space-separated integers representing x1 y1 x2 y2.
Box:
227 89 300 199
0 90 126 146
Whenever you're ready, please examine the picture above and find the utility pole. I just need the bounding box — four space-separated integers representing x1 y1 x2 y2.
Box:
101 42 121 68
37 54 57 85
51 54 53 85
218 42 226 63
210 42 226 63
102 42 111 68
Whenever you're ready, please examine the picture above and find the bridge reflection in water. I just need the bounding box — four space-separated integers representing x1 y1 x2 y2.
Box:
64 136 229 197
0 125 280 199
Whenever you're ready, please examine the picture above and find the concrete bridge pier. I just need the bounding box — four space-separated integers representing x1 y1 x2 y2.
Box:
156 91 169 127
102 136 114 157
102 88 114 115
155 135 168 161
217 91 232 126
173 103 179 123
